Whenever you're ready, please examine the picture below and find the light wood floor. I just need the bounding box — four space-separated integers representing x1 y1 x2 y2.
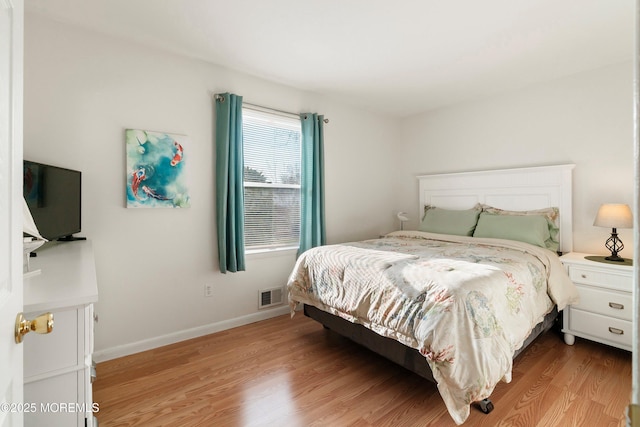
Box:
94 313 632 426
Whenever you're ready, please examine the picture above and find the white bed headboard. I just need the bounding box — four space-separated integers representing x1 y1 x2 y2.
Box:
417 164 575 253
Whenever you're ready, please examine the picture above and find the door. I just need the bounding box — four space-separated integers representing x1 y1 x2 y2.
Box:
634 2 640 424
0 1 24 426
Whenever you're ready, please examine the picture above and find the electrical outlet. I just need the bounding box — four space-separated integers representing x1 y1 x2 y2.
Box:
204 284 213 297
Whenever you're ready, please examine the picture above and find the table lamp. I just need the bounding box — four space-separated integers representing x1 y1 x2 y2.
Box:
593 203 633 262
397 212 409 230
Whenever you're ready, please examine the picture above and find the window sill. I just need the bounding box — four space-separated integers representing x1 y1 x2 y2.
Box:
245 246 298 259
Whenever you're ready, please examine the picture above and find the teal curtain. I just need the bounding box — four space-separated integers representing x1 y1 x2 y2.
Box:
215 93 245 273
298 113 326 256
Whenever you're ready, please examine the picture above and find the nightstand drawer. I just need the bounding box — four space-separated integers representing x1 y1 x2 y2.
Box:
568 266 632 292
573 285 632 321
569 309 632 348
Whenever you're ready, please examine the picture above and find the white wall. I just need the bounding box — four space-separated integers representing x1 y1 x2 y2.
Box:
397 62 634 257
23 14 399 360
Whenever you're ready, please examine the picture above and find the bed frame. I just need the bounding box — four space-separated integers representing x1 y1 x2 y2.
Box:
303 164 575 414
305 304 558 381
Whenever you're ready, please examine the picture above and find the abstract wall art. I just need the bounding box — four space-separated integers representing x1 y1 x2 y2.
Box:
125 129 190 208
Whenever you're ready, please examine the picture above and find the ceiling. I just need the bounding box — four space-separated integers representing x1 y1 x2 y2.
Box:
25 0 634 118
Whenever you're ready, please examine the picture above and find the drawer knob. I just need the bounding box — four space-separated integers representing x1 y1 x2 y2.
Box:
580 274 587 279
609 302 624 310
608 327 624 335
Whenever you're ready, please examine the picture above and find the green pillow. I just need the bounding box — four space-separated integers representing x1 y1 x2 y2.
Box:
479 205 560 251
419 206 481 236
473 213 552 249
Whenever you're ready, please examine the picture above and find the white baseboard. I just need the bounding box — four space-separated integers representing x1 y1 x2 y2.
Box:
93 305 291 363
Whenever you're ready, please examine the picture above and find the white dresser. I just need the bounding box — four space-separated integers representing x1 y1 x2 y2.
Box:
23 240 99 427
560 252 632 351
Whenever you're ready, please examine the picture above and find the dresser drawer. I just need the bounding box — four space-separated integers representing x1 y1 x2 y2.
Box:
24 369 85 427
573 285 632 321
568 265 632 292
569 309 632 348
24 308 83 380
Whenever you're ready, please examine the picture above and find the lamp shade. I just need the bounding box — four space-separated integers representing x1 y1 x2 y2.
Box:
23 197 45 240
593 204 633 229
396 212 409 222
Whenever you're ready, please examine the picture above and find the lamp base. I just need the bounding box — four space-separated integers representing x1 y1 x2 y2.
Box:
603 229 625 263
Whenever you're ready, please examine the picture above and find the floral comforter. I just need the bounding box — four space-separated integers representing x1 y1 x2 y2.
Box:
287 231 578 425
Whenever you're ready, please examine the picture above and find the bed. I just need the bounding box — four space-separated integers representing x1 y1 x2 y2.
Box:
287 164 579 425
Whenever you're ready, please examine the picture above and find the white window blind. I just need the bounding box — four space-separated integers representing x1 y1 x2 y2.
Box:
242 108 301 251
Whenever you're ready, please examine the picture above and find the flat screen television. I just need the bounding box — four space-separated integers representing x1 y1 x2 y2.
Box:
23 160 83 241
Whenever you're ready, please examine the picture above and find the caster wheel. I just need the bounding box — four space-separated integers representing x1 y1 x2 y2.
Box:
479 398 494 414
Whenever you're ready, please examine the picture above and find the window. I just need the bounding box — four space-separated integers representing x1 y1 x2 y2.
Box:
242 108 301 252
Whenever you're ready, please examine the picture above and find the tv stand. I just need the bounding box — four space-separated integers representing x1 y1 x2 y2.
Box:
23 240 98 426
57 235 87 242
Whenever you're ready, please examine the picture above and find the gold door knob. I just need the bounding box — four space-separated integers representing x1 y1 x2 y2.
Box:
15 312 53 343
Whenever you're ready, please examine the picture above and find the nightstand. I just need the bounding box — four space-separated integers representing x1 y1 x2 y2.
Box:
560 252 632 351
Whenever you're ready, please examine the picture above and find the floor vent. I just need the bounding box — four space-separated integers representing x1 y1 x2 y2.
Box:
259 287 284 309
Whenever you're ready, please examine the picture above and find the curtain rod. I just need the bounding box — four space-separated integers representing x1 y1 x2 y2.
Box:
214 94 329 123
